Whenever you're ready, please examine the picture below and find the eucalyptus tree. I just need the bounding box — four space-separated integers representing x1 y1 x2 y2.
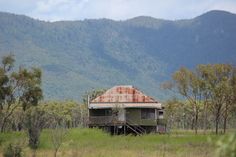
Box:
198 64 236 134
172 67 204 134
82 88 106 105
0 55 16 132
165 64 236 134
164 98 191 130
0 54 43 132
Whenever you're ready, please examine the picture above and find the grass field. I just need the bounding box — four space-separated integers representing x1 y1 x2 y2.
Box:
0 128 227 157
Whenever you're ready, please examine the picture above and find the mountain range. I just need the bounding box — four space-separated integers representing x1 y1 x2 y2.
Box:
0 10 235 101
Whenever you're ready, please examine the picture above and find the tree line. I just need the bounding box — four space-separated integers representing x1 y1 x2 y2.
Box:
1 54 236 136
162 64 236 134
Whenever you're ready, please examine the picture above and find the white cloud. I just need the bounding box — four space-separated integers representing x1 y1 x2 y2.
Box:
0 0 235 21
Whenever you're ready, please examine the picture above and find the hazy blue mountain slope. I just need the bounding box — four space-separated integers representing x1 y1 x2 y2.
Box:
0 10 235 100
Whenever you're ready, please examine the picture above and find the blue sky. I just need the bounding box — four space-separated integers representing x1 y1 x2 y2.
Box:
0 0 236 21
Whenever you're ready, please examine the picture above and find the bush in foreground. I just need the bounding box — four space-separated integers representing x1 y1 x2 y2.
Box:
216 133 236 157
3 143 23 157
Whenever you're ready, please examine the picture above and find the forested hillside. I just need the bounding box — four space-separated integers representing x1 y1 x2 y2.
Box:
0 10 235 100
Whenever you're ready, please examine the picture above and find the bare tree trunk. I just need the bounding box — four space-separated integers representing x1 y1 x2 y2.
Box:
223 116 227 134
223 103 229 134
54 149 58 157
215 111 220 134
1 116 9 132
215 105 222 135
203 102 207 134
32 149 36 157
0 120 6 132
215 118 219 134
195 110 198 134
191 118 194 130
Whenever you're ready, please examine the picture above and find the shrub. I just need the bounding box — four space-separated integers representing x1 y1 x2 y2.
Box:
3 143 23 157
216 133 236 157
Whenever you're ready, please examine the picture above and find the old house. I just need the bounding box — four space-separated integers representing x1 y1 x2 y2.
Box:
88 85 165 135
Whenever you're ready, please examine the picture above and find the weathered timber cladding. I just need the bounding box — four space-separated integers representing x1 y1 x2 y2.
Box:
126 108 157 126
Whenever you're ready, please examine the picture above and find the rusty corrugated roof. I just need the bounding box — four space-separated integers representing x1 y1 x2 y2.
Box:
91 85 158 103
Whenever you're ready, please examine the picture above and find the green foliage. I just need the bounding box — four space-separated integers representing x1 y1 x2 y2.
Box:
17 68 43 111
3 143 23 157
168 64 236 134
3 139 26 157
82 89 106 105
1 54 15 71
197 64 236 134
172 67 204 134
0 100 85 132
0 54 15 110
38 100 84 127
216 133 236 157
1 11 236 100
24 107 48 150
0 54 43 132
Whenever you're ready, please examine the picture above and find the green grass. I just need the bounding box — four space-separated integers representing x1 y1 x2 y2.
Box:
0 128 225 157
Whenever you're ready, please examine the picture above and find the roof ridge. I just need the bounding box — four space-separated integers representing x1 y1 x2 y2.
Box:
91 85 158 103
